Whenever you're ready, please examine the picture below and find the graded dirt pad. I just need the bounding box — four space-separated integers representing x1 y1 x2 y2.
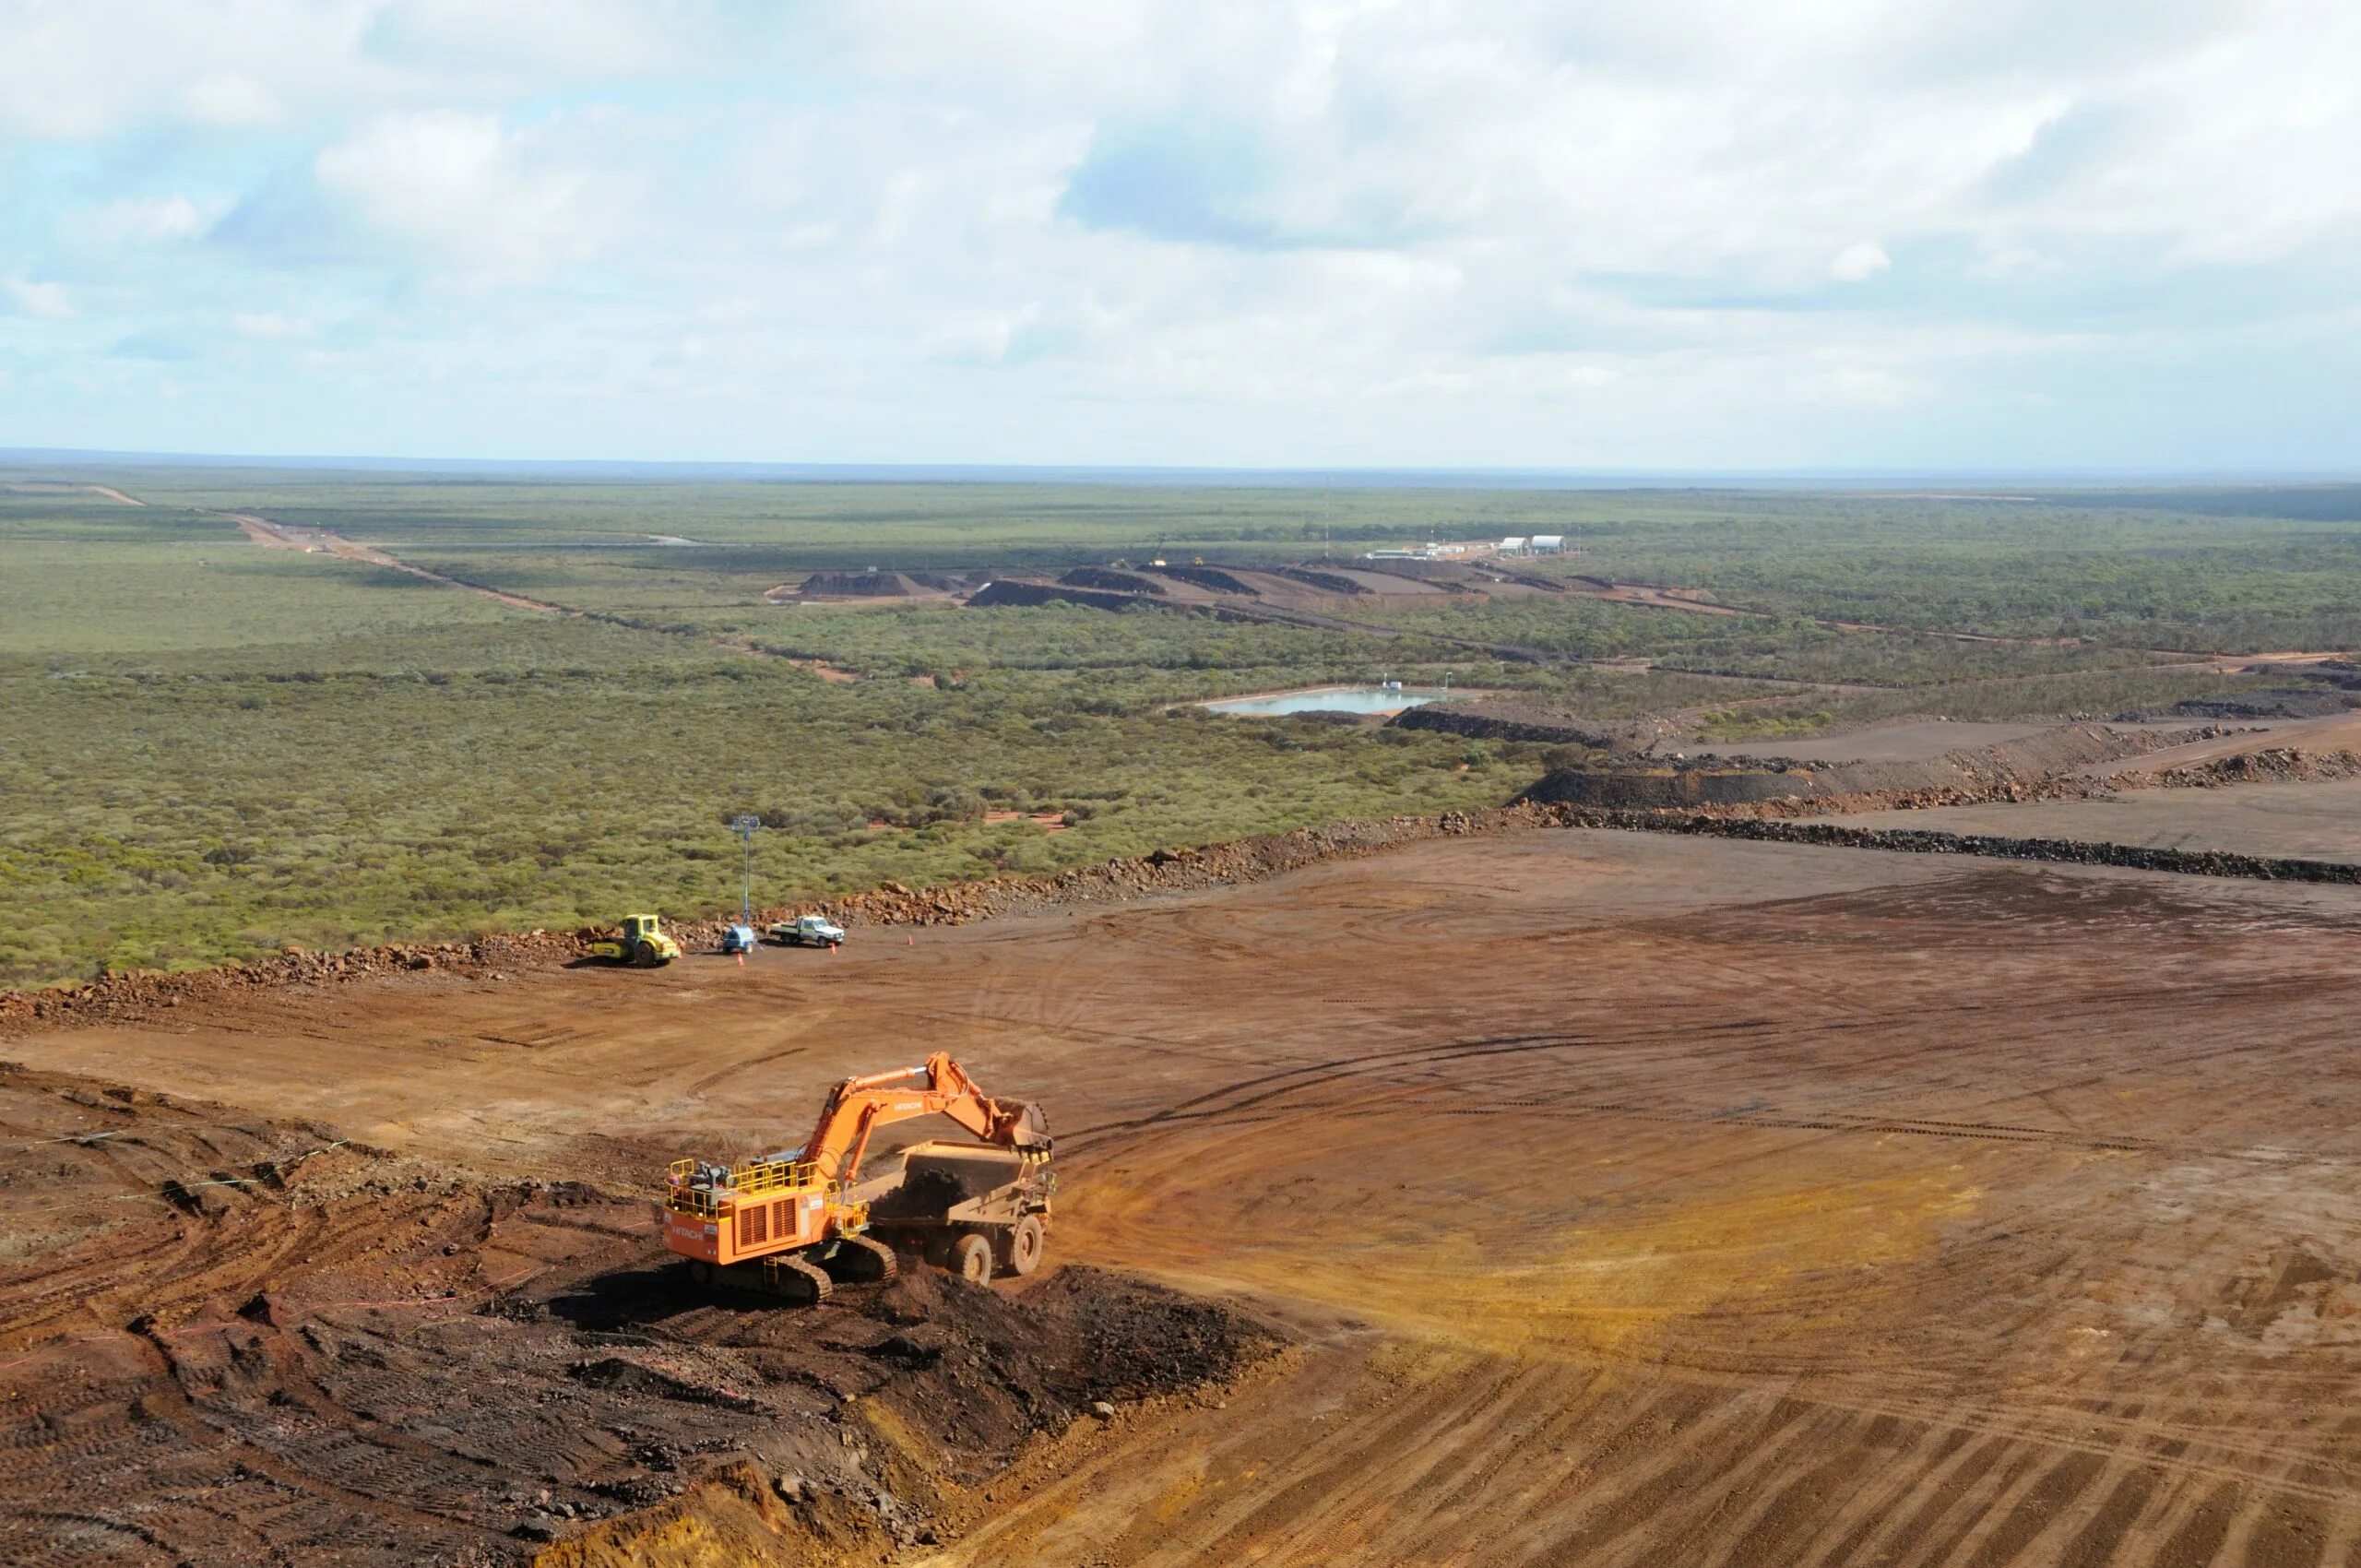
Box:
2081 709 2361 780
789 572 964 601
1703 719 2062 765
1844 777 2361 863
12 829 2361 1564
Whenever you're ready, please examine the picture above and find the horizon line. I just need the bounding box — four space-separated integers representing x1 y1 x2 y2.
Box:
6 445 2360 492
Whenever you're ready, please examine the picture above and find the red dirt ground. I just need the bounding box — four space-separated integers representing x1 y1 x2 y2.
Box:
10 827 2361 1564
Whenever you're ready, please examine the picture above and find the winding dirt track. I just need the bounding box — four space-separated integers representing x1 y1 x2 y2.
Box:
13 827 2361 1564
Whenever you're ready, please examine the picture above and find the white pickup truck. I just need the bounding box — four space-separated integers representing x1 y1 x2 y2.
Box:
767 913 846 949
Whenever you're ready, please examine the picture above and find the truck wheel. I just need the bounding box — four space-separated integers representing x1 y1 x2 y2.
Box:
1007 1215 1044 1277
631 941 658 968
951 1232 995 1284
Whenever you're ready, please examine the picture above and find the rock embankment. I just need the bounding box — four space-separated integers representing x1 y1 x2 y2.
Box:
1393 701 1662 752
1520 767 1815 808
1587 813 2361 885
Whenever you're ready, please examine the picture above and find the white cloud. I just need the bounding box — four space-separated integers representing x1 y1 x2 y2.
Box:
1831 242 1892 282
233 312 315 339
182 74 284 126
1967 244 2056 279
0 2 379 138
309 109 632 280
83 195 225 244
931 305 1043 365
367 0 708 76
0 0 716 139
4 278 77 318
1797 363 1922 408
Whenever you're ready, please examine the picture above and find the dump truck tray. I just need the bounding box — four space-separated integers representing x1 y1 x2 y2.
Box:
858 1141 1050 1229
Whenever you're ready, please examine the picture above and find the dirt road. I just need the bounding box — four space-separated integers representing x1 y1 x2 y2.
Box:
219 510 569 613
2 481 144 506
11 828 2361 1564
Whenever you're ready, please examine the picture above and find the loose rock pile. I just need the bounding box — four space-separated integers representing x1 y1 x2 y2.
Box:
0 929 578 1030
2130 746 2361 789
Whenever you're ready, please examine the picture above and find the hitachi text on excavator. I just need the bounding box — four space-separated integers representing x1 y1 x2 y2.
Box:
661 1052 1054 1302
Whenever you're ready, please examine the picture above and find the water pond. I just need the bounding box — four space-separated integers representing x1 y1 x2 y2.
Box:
1204 685 1464 717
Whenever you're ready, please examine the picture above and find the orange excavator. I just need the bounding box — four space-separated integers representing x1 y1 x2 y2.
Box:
661 1051 1053 1302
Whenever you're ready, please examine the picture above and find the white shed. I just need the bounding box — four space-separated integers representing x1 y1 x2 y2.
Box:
1530 534 1566 553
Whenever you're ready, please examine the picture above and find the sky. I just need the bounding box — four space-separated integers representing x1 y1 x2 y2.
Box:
1 0 2357 471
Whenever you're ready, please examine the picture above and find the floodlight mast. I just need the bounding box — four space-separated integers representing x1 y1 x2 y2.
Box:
730 814 760 926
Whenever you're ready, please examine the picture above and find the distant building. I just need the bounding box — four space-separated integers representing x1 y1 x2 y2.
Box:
1529 534 1566 553
1499 537 1528 557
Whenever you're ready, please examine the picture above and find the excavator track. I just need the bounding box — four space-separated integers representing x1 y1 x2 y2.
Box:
758 1253 835 1305
824 1234 899 1284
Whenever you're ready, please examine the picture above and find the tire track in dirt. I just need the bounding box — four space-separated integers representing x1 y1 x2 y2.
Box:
14 831 2361 1563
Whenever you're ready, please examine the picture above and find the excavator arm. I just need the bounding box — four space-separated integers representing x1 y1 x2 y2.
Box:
801 1051 1050 1188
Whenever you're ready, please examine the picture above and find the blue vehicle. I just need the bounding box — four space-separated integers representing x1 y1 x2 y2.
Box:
719 922 759 956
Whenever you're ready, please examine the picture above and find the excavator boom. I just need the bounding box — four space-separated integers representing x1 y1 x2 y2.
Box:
802 1051 1050 1186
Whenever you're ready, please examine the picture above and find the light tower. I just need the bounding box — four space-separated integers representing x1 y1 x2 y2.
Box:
730 814 760 926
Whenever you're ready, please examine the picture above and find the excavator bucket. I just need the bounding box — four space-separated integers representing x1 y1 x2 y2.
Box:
1009 1101 1052 1152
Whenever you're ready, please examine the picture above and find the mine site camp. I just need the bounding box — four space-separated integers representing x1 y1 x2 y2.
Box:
8 4 2361 1566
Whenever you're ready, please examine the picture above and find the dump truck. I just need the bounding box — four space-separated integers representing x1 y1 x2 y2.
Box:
661 1051 1052 1302
587 914 681 967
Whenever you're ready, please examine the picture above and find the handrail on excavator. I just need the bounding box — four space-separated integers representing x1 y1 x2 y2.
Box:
663 1154 824 1217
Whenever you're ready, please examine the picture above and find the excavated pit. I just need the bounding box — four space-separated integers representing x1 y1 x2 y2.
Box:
0 1064 1277 1566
